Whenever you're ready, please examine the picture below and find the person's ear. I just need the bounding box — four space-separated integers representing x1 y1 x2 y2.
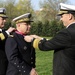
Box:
69 14 72 20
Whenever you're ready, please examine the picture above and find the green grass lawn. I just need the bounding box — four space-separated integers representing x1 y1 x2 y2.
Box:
36 50 54 75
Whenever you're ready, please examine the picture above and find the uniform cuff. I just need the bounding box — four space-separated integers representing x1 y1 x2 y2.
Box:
5 31 10 35
33 39 41 49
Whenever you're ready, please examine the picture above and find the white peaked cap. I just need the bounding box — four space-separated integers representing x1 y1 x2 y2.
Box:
60 3 75 11
12 13 31 22
57 3 75 16
0 7 8 18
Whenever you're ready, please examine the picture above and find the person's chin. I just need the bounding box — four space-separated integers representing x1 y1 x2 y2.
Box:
25 31 30 34
1 25 4 28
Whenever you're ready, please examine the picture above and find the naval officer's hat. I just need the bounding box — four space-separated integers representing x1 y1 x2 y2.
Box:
0 8 8 18
12 13 33 23
57 3 75 16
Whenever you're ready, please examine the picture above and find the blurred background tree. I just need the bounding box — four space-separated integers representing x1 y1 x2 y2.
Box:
35 0 68 22
0 0 69 36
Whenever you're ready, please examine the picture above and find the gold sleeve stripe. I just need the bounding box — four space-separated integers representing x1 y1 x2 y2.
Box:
0 33 5 40
33 39 41 49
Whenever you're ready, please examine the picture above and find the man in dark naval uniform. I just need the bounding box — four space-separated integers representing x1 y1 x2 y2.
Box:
0 8 15 75
24 3 75 75
5 13 38 75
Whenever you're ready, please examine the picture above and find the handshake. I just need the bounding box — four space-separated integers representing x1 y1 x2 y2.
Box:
24 35 42 42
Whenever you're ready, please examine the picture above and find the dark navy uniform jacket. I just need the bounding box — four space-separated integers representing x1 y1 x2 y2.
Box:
0 30 8 75
38 23 75 75
5 32 36 75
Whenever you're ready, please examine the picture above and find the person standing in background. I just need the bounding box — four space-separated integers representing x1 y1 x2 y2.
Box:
0 8 15 75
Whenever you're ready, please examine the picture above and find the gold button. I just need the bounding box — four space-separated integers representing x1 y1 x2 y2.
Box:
31 62 33 64
17 65 19 67
24 71 25 72
14 63 16 65
31 57 33 59
22 66 24 68
19 70 21 72
24 46 27 50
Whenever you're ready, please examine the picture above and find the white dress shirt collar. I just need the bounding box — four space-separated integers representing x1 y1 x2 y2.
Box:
66 22 75 28
0 29 2 32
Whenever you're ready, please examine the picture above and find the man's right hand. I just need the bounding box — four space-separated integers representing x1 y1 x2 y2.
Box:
30 35 42 39
24 35 34 42
24 35 42 42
